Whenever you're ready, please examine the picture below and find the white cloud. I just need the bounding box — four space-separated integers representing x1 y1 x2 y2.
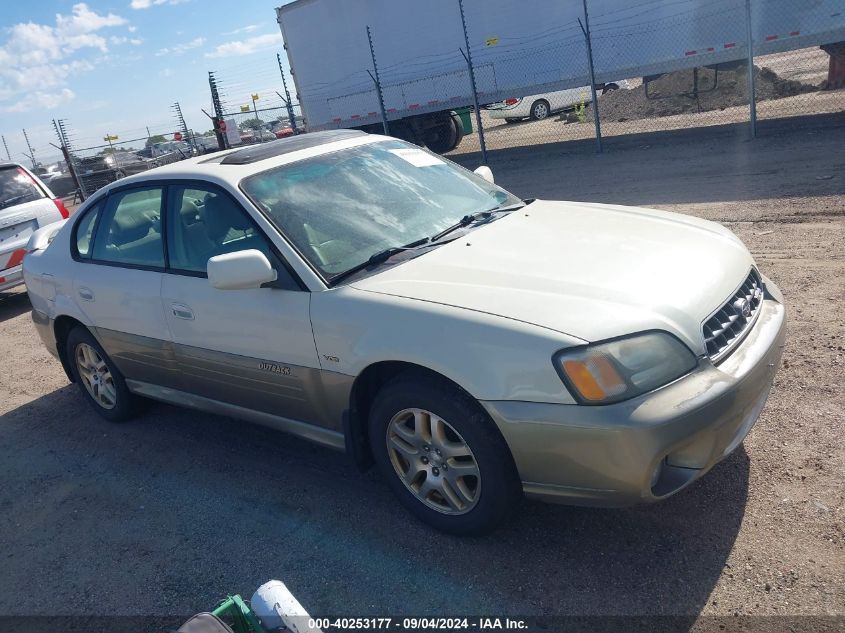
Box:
130 0 188 9
0 3 127 112
205 33 283 58
155 36 205 56
128 25 137 32
225 24 259 35
3 89 75 113
130 38 143 45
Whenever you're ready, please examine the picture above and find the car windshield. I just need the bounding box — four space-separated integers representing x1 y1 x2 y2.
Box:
240 139 522 281
0 166 45 211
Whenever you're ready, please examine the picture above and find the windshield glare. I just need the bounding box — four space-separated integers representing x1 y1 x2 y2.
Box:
241 140 521 280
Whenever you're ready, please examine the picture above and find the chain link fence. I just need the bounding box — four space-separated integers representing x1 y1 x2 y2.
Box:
51 107 200 201
270 0 844 162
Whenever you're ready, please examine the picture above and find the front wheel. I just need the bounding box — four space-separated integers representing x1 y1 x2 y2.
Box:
368 372 522 535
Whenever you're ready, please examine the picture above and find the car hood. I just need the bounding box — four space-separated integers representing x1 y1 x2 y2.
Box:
351 200 755 354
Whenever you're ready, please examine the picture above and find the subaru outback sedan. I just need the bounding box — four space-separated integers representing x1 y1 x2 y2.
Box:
23 130 785 534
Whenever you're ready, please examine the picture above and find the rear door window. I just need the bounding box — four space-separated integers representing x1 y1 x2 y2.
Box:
73 203 101 259
92 187 165 268
0 167 45 211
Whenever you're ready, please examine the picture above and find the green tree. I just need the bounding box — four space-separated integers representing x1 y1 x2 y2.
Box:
146 134 167 146
239 118 265 131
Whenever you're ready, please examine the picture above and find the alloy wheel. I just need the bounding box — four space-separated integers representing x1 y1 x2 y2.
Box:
532 101 550 120
386 408 481 515
75 343 117 410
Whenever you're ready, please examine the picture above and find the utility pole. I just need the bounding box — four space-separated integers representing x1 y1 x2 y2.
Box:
366 26 390 136
457 0 488 164
277 53 298 133
22 129 36 168
1 136 10 162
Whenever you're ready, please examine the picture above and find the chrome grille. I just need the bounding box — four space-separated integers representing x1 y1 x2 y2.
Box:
703 269 764 362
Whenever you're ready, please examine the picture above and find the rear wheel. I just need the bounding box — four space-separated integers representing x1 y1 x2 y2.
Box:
368 372 522 535
67 326 140 422
529 99 551 121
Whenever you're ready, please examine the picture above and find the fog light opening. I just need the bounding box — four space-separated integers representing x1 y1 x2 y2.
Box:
650 458 665 491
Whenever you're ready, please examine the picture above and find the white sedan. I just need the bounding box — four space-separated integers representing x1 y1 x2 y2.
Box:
486 82 626 122
23 131 785 534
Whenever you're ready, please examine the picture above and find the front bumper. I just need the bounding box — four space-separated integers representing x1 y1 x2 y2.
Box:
482 283 786 506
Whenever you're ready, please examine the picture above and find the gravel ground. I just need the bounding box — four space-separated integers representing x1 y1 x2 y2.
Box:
0 118 843 629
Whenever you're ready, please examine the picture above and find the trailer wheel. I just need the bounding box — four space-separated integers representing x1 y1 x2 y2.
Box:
450 113 465 150
424 118 458 154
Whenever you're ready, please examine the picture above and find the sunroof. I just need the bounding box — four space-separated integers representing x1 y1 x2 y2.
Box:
220 130 368 165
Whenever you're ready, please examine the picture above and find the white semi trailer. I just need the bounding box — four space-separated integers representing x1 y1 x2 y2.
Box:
276 0 845 152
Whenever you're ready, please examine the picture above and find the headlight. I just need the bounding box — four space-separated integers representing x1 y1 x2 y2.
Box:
553 331 697 405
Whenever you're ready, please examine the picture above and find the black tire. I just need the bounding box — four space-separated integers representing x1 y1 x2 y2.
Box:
529 99 551 121
423 118 458 154
66 326 140 422
601 82 620 95
368 371 522 535
504 117 522 124
449 113 465 150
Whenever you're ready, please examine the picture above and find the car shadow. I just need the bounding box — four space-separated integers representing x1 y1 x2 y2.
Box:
0 289 31 323
0 385 748 625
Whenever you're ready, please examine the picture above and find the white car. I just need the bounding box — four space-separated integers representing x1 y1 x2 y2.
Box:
1 162 70 292
23 131 785 534
486 82 625 122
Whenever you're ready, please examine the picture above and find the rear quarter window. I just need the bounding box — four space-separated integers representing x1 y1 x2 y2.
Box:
0 167 45 211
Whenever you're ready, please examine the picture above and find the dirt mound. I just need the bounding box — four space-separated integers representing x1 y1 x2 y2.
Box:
585 65 818 122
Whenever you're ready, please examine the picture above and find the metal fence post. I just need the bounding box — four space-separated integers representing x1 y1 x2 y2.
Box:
208 71 228 149
579 0 603 153
745 0 757 138
457 0 488 164
22 129 36 168
53 119 85 201
1 136 10 162
366 26 390 136
277 53 299 134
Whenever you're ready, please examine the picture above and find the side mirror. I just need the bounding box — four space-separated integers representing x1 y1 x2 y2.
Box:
474 165 494 184
207 249 277 290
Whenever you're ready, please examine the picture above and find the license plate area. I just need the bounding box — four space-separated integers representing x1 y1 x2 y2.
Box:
0 219 37 249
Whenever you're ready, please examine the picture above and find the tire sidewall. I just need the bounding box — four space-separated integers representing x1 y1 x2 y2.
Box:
368 375 521 535
531 100 550 120
66 327 136 422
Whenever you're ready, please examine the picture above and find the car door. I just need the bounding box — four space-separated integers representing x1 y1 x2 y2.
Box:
71 184 179 388
160 182 327 427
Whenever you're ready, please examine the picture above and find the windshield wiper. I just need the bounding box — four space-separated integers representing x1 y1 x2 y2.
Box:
329 237 431 286
430 202 526 243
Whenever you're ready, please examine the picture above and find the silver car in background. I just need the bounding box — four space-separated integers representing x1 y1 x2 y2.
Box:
1 162 69 292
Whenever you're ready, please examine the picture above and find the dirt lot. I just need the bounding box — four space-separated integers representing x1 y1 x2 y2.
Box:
0 118 843 629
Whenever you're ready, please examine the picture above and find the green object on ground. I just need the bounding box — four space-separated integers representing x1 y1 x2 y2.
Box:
455 107 473 134
212 594 267 633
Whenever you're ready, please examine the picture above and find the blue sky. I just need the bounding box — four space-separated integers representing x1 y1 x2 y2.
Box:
0 1 295 164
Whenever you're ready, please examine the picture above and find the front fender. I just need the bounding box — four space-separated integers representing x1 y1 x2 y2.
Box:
310 287 583 404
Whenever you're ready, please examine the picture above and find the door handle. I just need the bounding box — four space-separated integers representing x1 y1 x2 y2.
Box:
171 303 194 320
78 287 94 301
